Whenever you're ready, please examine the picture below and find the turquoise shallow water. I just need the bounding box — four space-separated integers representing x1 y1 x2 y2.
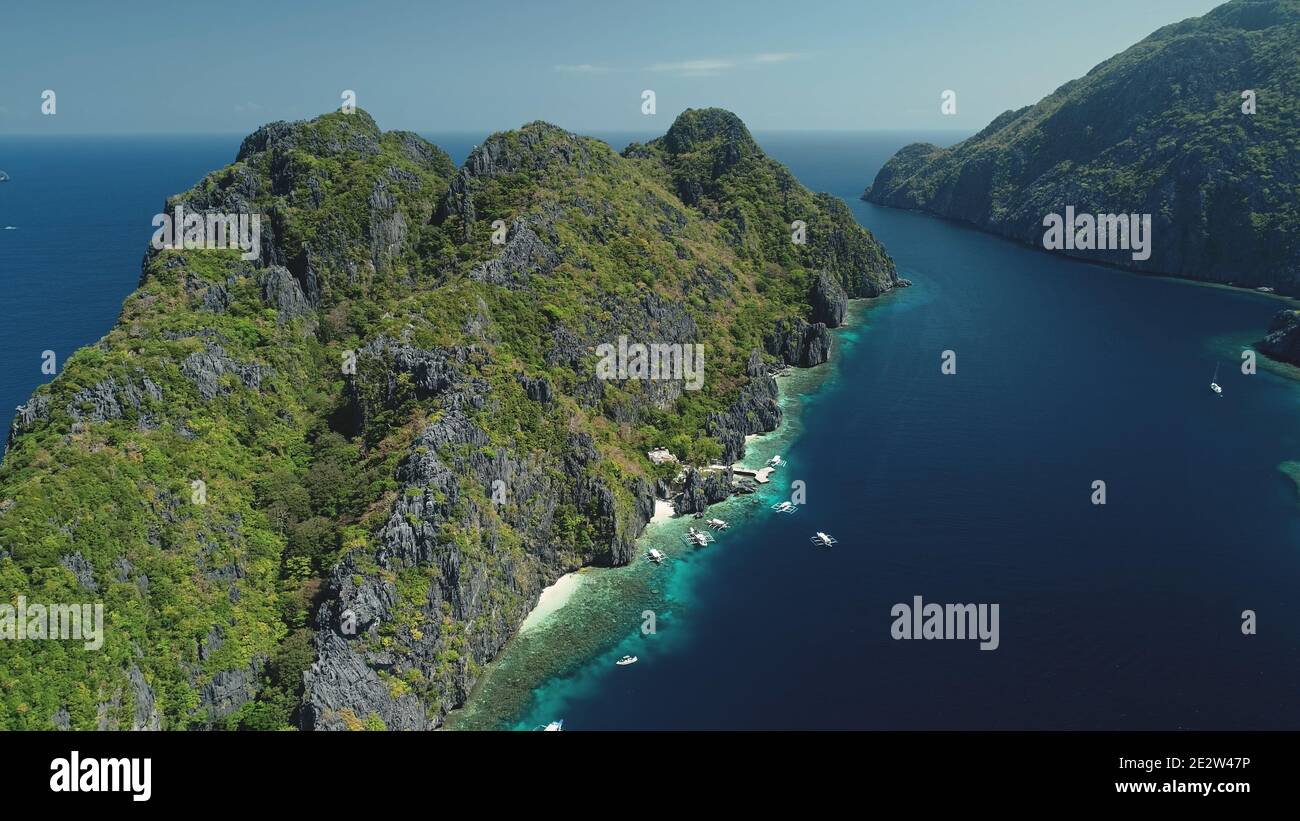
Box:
453 133 1300 731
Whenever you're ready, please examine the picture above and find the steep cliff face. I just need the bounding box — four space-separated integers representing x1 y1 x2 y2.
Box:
0 107 896 730
864 0 1300 291
1258 309 1300 363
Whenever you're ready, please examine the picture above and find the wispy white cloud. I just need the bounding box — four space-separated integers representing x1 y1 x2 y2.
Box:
644 53 808 77
751 52 803 64
647 58 736 77
555 53 808 78
554 64 613 73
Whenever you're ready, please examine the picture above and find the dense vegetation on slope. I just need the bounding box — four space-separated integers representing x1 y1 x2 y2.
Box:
0 108 896 729
865 0 1300 291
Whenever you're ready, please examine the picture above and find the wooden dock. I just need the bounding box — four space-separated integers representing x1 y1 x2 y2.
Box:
714 465 774 484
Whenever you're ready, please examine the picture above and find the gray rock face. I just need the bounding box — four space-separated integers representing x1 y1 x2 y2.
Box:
7 393 51 451
8 372 164 450
181 345 267 399
94 665 162 731
673 466 735 514
809 271 848 328
60 552 99 593
708 350 782 464
765 318 832 367
469 223 560 289
129 666 161 730
258 265 312 321
66 373 163 427
1258 309 1300 364
518 374 554 403
200 664 261 722
367 178 407 275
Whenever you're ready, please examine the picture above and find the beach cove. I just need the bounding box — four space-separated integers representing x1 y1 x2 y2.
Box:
444 298 885 730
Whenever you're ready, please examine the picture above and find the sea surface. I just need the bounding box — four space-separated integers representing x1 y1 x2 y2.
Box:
3 130 1300 730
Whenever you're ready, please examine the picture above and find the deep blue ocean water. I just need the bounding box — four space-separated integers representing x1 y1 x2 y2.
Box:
4 130 1299 729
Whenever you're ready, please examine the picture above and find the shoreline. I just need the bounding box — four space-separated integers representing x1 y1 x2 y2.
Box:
446 296 883 729
519 570 587 633
861 201 1300 307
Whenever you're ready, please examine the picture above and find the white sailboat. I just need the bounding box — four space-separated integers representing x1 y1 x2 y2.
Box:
1210 363 1223 397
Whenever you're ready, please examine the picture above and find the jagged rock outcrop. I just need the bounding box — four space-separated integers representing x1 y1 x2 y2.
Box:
7 393 50 450
765 318 832 367
673 466 735 514
809 271 847 328
258 264 312 321
468 222 561 289
180 344 267 399
707 350 782 464
1258 309 1300 363
60 551 99 593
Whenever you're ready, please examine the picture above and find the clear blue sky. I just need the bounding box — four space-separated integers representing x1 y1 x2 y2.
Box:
0 0 1223 134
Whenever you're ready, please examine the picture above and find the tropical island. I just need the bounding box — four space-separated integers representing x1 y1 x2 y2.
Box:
0 107 899 730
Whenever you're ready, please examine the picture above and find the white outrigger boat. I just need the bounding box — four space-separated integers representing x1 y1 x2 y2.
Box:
706 517 729 531
1210 363 1223 397
681 527 715 547
616 655 639 666
810 531 838 547
767 454 783 468
646 548 665 564
537 720 564 731
770 500 798 514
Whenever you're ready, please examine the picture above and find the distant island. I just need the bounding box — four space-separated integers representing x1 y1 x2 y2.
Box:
864 0 1300 356
0 108 899 730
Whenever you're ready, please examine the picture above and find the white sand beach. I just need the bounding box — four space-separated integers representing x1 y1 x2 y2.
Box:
650 498 675 524
520 571 586 632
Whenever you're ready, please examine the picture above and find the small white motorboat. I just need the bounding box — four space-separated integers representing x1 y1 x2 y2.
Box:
770 500 798 514
616 655 639 666
647 548 665 564
810 531 838 547
1211 363 1223 397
